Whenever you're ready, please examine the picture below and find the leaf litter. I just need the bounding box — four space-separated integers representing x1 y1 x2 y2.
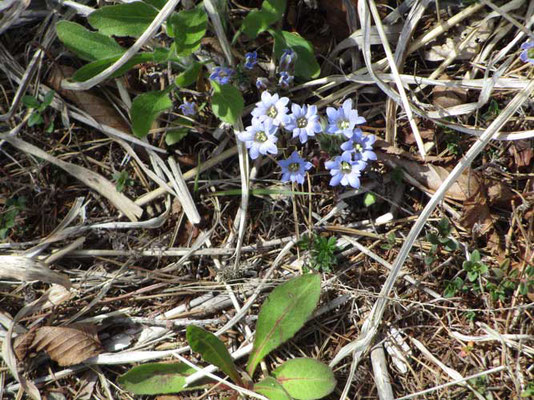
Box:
0 0 533 399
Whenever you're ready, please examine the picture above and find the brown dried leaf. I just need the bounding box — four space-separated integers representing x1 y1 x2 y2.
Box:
31 325 102 366
14 329 36 361
460 190 493 237
432 75 468 109
486 180 515 208
47 65 130 132
0 256 71 288
378 149 482 201
508 140 533 168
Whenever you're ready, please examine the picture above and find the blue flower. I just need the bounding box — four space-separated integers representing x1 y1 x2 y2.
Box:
279 151 313 184
520 42 534 64
340 129 377 162
179 100 196 116
325 152 367 188
256 77 269 91
237 119 278 159
326 99 366 138
284 103 322 144
279 48 296 71
209 67 235 85
251 91 290 127
244 51 258 69
278 71 294 88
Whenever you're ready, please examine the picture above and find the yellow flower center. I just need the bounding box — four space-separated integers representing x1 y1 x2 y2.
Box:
267 106 278 118
255 131 267 142
288 162 300 172
297 117 308 128
353 142 363 153
337 119 350 130
341 161 352 173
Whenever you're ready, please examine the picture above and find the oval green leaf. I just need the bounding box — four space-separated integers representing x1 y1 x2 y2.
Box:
175 62 202 88
170 7 207 57
131 89 173 138
186 325 241 385
246 274 321 376
88 2 158 37
254 376 292 400
271 30 320 79
211 82 244 124
272 358 336 400
56 21 124 62
118 362 195 395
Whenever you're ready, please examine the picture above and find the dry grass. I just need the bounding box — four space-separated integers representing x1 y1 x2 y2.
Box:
1 0 534 399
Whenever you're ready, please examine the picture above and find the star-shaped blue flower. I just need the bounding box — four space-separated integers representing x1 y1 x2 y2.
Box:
251 91 290 127
284 103 322 144
325 152 367 188
209 67 235 85
279 151 313 184
179 100 196 116
340 129 377 162
244 51 258 69
520 42 534 64
237 119 278 159
278 71 294 88
326 99 366 138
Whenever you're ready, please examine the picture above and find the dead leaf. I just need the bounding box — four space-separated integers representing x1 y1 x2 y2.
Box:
14 329 36 361
377 148 482 201
31 324 102 366
432 74 468 109
47 65 130 132
508 140 533 168
0 256 71 288
486 180 515 209
460 190 493 237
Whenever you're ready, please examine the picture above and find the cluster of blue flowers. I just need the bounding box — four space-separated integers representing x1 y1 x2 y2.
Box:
237 93 375 189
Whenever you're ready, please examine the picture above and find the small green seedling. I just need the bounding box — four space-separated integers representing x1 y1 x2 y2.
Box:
463 250 488 283
424 217 457 265
112 170 134 192
0 197 26 240
22 91 55 131
118 274 336 399
298 233 339 273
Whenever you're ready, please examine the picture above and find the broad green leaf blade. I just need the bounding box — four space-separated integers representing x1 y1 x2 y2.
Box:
241 0 285 39
130 89 173 138
72 53 155 82
272 358 336 400
56 21 125 62
88 2 158 37
271 30 320 79
246 274 321 376
165 128 189 146
170 8 207 56
254 376 292 400
22 95 40 109
175 62 202 88
211 82 244 124
186 326 241 384
118 362 195 394
144 0 167 9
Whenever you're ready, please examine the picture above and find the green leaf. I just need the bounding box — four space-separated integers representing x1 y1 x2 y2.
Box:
211 82 244 124
272 358 336 400
241 0 285 39
271 30 320 79
22 95 40 109
246 274 321 376
254 376 292 400
88 2 158 37
165 128 189 146
28 112 43 127
175 62 202 88
170 8 207 56
72 53 155 82
131 89 173 138
56 21 125 62
363 192 376 207
40 90 55 109
186 325 241 385
144 0 167 9
118 362 196 395
471 250 481 263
